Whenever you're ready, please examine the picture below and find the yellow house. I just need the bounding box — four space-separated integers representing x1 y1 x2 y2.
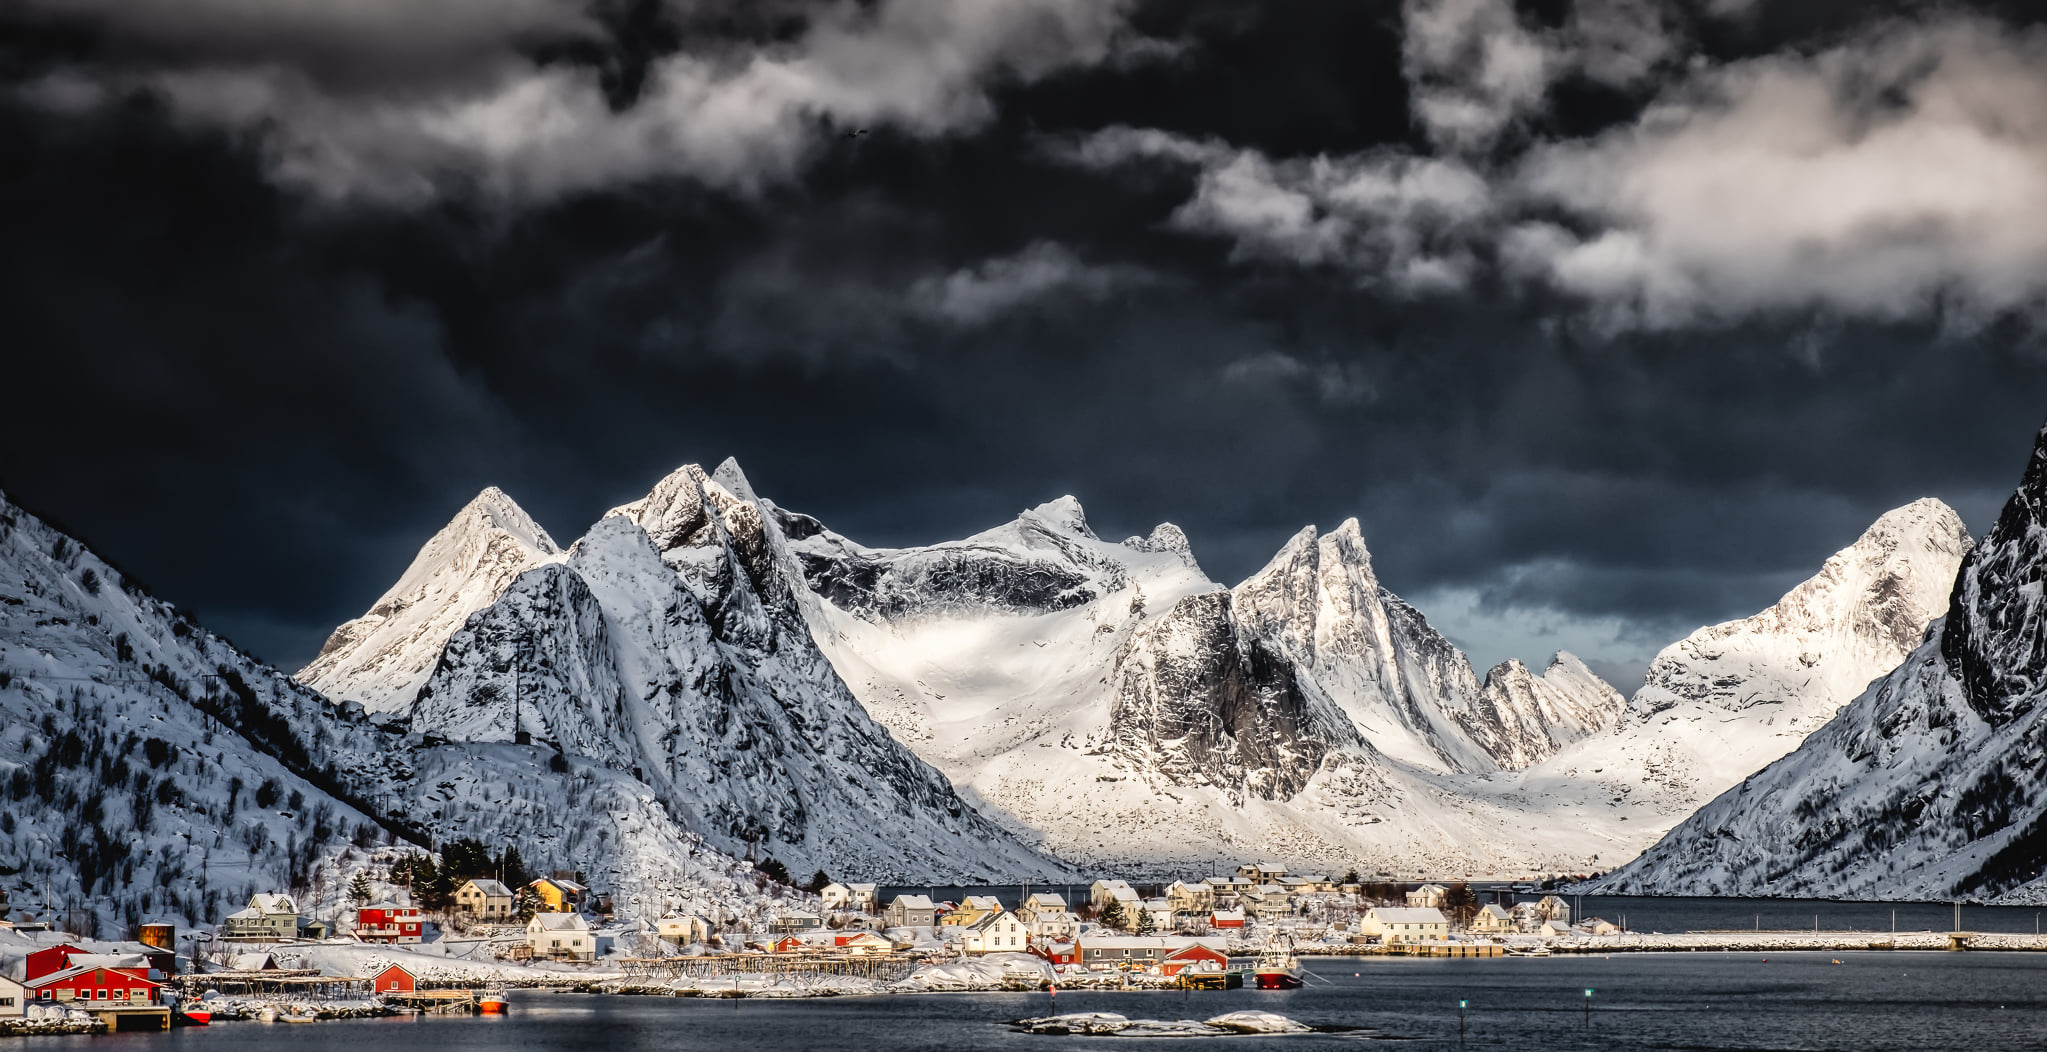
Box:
529 877 586 913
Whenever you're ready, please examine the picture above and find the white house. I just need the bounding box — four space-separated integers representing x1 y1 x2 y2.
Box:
1019 892 1068 920
0 974 23 1018
454 879 514 921
1137 898 1175 931
1405 884 1449 909
1088 880 1138 910
219 892 302 942
528 912 595 961
1534 895 1572 925
1164 880 1213 915
1235 863 1286 883
821 883 879 913
1360 907 1448 944
1470 904 1516 935
884 894 936 928
656 915 710 945
1025 909 1081 941
958 911 1029 955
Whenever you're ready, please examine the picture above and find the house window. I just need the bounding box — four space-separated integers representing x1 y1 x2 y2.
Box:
0 997 13 1007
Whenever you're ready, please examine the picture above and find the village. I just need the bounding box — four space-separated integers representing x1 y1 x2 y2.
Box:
5 859 2015 1035
0 857 1646 1034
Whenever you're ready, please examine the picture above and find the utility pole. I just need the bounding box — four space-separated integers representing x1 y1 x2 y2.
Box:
1584 988 1593 1028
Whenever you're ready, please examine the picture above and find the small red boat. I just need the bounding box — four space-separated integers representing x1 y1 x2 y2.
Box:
1252 949 1304 990
172 1009 212 1026
476 993 507 1014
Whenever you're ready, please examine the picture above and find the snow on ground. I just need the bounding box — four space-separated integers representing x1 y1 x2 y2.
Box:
1011 1011 1317 1036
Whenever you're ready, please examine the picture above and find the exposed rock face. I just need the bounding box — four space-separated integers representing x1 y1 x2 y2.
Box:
300 487 561 712
786 496 1127 622
1475 655 1628 770
1110 591 1336 801
1594 430 2047 901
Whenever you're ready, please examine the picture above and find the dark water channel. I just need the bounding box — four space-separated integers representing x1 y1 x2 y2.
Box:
23 950 2047 1051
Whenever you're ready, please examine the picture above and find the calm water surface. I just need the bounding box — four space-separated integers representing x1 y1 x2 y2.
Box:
25 952 2047 1051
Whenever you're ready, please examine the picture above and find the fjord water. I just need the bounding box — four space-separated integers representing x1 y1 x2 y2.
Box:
22 953 2047 1052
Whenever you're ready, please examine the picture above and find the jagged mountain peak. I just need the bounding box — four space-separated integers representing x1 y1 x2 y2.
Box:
711 457 759 503
1022 495 1095 539
1122 521 1198 568
1944 423 2047 726
298 486 566 711
456 485 561 555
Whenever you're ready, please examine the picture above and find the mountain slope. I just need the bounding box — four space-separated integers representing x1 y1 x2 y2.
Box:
1593 433 2047 900
1525 498 1972 823
0 489 788 933
314 466 1073 883
784 495 1644 874
301 488 562 713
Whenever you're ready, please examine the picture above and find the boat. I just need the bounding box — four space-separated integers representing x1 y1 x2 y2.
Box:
257 1007 281 1023
171 1009 211 1026
1252 948 1305 990
476 990 508 1014
1506 946 1551 958
280 1013 317 1024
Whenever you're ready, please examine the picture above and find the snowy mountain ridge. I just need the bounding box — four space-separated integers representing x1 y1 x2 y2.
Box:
0 488 789 936
310 464 1076 883
1594 423 2047 902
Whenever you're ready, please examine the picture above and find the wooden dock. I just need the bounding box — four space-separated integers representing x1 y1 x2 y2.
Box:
616 954 920 983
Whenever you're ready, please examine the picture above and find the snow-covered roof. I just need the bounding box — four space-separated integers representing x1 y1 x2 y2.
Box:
1111 887 1140 902
247 893 297 915
1477 905 1512 919
361 900 414 912
29 963 161 988
1368 908 1447 923
847 883 878 894
1412 883 1448 893
1081 936 1225 951
890 895 934 910
529 913 591 932
535 877 586 893
1024 893 1067 908
462 879 512 896
228 953 278 970
962 895 1002 911
223 907 262 921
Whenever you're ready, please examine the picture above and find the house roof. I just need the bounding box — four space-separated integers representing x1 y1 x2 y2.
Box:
1210 908 1245 919
961 896 1002 911
534 877 586 893
248 893 297 914
1023 893 1067 908
889 895 934 910
29 964 161 989
847 883 877 894
227 953 277 971
1412 883 1448 893
529 913 591 932
1081 936 1226 951
1368 908 1448 924
374 964 416 978
1477 905 1512 919
462 879 512 896
361 900 415 912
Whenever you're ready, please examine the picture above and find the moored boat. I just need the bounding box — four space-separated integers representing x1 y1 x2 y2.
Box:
1252 949 1304 990
477 993 508 1014
171 1009 211 1026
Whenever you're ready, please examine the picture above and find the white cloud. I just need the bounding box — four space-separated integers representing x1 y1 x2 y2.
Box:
1402 0 1556 154
17 0 1142 205
1511 16 2047 331
1069 127 1495 295
1071 8 2047 335
909 241 1149 325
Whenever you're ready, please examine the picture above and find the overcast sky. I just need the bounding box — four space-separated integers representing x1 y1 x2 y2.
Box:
6 0 2047 690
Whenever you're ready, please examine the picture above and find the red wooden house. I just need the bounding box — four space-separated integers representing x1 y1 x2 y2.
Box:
23 945 89 981
355 902 425 944
1030 940 1079 966
371 964 418 994
773 936 808 954
1209 909 1245 929
1159 944 1229 977
28 964 162 1007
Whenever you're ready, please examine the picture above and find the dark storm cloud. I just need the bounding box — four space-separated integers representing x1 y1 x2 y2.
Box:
2 0 2045 686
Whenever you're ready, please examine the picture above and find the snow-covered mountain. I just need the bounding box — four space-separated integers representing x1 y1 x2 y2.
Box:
1526 498 1972 823
0 488 783 936
1594 424 2047 902
306 463 1072 883
782 495 1653 874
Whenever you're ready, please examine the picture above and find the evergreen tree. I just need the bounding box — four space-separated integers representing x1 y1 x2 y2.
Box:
348 873 372 907
1134 906 1155 934
514 886 541 922
1099 901 1126 931
805 870 831 894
